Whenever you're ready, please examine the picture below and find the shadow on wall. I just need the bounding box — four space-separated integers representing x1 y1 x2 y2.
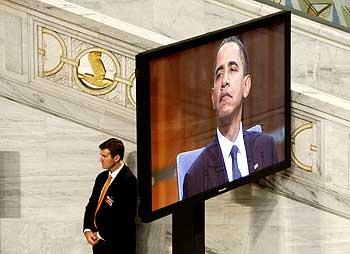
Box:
0 151 21 218
230 183 279 252
125 150 137 177
126 150 173 254
0 151 21 251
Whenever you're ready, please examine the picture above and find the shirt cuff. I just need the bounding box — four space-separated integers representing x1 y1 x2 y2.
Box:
83 229 91 233
96 232 105 241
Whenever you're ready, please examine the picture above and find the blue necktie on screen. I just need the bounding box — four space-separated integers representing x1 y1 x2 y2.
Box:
230 145 241 180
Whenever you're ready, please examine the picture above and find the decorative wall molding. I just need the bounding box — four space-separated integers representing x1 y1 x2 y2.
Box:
35 24 136 108
262 0 350 29
262 82 350 218
291 122 316 172
0 0 173 143
1 0 349 220
211 0 350 49
5 0 175 49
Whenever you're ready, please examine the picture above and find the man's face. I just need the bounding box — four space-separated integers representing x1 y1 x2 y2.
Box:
99 149 119 170
212 42 251 122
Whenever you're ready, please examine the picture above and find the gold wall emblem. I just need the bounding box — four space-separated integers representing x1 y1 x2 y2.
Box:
291 122 317 172
37 27 137 106
38 29 68 77
78 51 112 87
73 48 121 96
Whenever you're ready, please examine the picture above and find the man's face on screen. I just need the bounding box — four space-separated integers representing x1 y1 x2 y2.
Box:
212 42 251 123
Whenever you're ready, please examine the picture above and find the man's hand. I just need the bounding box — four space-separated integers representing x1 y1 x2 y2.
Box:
84 230 99 246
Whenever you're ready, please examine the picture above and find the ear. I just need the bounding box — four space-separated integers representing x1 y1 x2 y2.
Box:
113 155 121 162
211 87 216 111
243 74 251 98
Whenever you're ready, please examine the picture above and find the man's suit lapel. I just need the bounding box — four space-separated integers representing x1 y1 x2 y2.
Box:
207 135 228 185
243 131 254 174
97 171 110 195
97 166 126 208
109 165 127 190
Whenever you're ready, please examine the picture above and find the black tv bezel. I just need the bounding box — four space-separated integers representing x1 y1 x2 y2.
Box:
136 10 291 223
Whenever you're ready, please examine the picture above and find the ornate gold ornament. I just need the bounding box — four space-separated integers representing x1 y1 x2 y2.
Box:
78 52 112 87
38 28 68 77
291 122 317 172
127 72 136 108
73 47 121 96
37 28 137 104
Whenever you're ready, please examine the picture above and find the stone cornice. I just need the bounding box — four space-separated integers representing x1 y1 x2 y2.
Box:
210 0 350 50
4 0 176 50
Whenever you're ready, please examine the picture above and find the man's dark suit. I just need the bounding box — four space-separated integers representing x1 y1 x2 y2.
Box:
83 165 137 254
183 131 278 198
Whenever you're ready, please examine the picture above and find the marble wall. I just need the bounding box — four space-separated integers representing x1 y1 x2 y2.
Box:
137 183 350 254
0 95 136 253
0 0 150 143
0 0 350 253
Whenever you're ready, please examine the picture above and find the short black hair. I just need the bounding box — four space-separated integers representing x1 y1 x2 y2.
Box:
99 138 124 160
217 36 249 76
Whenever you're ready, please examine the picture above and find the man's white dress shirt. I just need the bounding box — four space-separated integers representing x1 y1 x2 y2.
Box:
217 122 249 181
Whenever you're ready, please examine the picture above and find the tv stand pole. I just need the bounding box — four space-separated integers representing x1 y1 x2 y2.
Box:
172 201 205 254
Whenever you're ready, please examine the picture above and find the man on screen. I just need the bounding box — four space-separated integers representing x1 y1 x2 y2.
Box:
182 36 278 199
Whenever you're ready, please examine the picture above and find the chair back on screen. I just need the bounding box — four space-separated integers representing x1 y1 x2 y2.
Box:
176 147 205 200
176 125 262 200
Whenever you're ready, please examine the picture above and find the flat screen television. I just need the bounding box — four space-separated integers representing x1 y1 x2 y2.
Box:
136 10 291 222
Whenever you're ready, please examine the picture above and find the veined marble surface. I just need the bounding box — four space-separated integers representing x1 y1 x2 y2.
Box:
0 0 350 253
0 95 136 253
2 91 350 254
1 0 348 145
137 183 350 254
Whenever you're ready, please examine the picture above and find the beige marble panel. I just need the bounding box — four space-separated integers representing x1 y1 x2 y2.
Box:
0 94 138 253
46 220 90 254
165 183 350 254
206 224 250 254
153 0 205 40
65 0 155 33
324 121 350 190
137 218 172 254
292 32 350 101
203 1 252 33
0 3 28 83
0 10 22 75
317 42 350 101
0 95 135 214
0 76 137 142
292 32 320 85
0 220 47 254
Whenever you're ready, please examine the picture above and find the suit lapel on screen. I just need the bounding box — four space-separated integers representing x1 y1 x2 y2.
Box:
209 135 228 185
243 131 254 174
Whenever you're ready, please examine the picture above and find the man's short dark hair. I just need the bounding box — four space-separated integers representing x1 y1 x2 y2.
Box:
217 36 249 76
99 138 124 160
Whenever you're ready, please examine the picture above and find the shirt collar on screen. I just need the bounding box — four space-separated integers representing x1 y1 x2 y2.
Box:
216 122 246 160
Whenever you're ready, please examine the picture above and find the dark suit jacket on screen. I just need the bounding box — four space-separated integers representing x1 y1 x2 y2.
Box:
83 165 137 254
182 131 278 199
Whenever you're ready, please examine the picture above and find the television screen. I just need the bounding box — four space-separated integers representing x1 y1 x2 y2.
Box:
136 11 291 222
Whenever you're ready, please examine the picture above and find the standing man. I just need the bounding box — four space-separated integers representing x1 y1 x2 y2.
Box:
83 138 137 254
182 36 278 199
